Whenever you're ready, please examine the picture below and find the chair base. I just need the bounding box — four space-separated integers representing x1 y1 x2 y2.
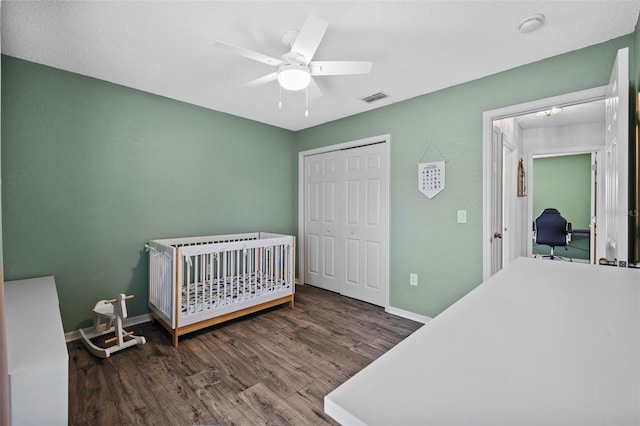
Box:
533 254 572 262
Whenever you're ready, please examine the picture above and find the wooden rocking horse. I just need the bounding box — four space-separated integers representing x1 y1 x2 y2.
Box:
79 294 146 358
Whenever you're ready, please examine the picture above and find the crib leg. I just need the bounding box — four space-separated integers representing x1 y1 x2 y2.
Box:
172 331 179 348
288 296 295 309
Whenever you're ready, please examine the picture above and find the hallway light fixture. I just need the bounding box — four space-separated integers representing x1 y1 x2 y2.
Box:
535 106 562 117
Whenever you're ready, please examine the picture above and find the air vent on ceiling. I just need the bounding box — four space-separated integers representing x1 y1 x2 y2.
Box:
361 92 390 103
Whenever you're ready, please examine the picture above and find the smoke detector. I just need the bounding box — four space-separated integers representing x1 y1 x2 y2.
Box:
517 14 545 33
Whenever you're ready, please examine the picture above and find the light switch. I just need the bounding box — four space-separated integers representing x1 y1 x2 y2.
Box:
457 210 467 224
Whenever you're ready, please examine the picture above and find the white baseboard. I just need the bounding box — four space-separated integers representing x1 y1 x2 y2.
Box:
386 306 432 324
65 313 152 343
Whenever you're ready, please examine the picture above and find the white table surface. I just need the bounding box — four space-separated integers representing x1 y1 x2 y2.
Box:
325 257 640 425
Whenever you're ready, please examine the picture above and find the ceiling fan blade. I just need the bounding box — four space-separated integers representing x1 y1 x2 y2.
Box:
240 71 279 88
214 41 284 67
290 16 328 64
307 78 323 101
310 61 372 76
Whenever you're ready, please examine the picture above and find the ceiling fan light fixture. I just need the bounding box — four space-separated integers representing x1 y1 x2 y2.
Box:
278 64 311 91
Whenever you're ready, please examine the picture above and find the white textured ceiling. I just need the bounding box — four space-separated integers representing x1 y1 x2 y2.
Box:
2 1 639 131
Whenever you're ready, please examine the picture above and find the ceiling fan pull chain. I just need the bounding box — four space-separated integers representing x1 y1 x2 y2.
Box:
278 85 282 109
305 86 309 117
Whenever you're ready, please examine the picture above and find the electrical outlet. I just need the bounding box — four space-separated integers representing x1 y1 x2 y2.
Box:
410 273 418 286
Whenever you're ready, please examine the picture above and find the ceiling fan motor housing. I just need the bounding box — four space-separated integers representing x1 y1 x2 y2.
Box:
281 29 299 48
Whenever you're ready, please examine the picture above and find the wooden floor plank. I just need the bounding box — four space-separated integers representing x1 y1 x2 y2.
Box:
68 284 421 425
186 369 258 425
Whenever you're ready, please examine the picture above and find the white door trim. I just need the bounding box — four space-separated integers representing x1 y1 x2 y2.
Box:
298 134 391 310
482 86 607 280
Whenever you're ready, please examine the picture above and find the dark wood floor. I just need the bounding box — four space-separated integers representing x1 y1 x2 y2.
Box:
68 284 422 425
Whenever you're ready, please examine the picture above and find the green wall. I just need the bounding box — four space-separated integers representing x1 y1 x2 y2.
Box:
1 30 638 331
532 154 592 230
1 56 296 330
294 35 635 317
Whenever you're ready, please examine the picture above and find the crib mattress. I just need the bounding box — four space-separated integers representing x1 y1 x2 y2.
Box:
181 272 291 316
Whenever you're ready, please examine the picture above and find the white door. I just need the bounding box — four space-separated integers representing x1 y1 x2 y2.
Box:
303 141 388 306
304 151 342 292
340 143 388 306
490 128 504 275
502 141 518 268
602 47 629 266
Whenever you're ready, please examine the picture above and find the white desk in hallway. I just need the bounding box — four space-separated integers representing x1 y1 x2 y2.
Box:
325 257 640 425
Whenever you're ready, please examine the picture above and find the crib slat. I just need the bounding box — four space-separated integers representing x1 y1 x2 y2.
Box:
223 251 228 306
277 245 282 290
186 256 191 316
251 247 255 296
195 254 200 313
235 249 240 302
216 253 221 308
242 249 247 301
231 249 236 303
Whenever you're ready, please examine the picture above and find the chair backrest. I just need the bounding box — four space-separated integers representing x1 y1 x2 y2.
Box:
534 208 570 247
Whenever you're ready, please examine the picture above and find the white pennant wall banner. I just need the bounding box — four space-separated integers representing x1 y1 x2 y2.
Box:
418 160 445 199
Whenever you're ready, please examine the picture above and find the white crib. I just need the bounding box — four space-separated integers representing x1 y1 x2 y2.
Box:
147 232 295 347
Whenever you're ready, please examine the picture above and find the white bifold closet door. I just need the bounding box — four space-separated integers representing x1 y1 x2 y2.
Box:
304 142 388 307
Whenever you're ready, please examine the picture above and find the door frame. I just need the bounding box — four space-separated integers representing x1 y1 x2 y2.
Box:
298 134 391 310
482 86 607 280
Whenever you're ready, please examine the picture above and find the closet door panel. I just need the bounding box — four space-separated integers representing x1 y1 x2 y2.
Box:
347 180 360 224
365 241 381 290
323 235 336 279
307 234 319 276
324 181 336 223
346 238 360 286
366 178 381 226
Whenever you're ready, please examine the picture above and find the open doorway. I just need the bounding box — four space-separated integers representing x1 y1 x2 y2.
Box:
490 97 605 271
517 100 604 265
531 152 595 263
483 48 628 279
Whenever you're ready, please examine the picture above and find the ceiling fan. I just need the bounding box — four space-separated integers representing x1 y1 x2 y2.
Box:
214 15 372 112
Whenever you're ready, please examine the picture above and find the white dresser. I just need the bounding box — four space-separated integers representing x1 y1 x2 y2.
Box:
5 276 68 425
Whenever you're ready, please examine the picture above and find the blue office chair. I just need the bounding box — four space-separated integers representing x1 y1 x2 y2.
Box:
533 208 572 260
